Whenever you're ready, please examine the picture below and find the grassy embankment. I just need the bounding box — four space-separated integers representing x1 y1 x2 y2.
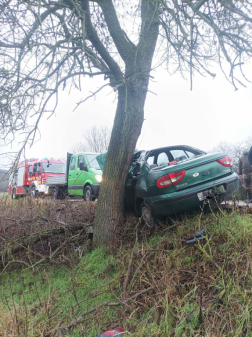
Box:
0 196 252 336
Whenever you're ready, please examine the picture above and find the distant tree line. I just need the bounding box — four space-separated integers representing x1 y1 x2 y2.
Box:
212 137 252 200
70 126 111 154
212 137 252 174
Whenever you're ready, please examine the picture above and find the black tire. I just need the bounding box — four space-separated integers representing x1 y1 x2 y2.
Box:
84 186 93 201
51 187 58 200
58 190 65 200
140 202 155 228
12 188 17 200
29 186 36 199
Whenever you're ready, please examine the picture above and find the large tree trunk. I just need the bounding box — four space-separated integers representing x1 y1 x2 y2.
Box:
94 80 147 245
94 0 160 246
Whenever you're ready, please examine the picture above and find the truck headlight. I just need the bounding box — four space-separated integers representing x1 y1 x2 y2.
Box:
95 175 102 183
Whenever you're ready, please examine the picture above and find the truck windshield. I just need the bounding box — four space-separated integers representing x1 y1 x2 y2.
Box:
86 154 101 170
42 163 66 174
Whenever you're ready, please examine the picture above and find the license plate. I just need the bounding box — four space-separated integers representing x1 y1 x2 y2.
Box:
197 185 225 201
197 192 206 201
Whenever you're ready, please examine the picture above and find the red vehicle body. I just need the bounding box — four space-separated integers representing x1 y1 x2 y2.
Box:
8 158 66 199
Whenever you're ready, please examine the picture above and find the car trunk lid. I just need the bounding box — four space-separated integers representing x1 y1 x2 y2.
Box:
154 153 233 194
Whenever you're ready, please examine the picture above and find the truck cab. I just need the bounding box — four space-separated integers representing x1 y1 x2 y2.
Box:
8 158 66 199
67 153 102 200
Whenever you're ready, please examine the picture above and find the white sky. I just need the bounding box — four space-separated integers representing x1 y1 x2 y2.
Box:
0 64 251 169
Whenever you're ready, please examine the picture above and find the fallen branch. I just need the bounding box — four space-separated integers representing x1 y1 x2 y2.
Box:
0 224 91 266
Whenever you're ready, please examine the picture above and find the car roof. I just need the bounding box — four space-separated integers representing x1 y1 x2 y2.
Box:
146 145 205 153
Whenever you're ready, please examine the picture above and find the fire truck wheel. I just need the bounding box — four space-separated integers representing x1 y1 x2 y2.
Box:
12 189 17 200
84 186 93 201
29 186 37 199
52 188 58 200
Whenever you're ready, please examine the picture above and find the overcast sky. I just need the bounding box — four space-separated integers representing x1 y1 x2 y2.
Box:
0 63 251 169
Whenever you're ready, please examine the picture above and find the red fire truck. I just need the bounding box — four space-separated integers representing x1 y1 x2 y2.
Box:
8 158 66 199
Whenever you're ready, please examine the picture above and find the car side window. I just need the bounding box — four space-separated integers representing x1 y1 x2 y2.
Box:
170 150 187 161
185 151 195 158
157 152 169 167
70 156 76 171
28 165 33 176
78 155 86 169
147 156 154 166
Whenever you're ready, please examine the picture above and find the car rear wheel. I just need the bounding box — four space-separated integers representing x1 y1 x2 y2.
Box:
140 202 155 228
84 186 93 201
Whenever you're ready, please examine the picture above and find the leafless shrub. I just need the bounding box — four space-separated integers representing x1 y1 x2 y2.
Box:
0 197 96 269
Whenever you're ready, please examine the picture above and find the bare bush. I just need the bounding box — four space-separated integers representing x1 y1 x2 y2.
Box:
0 198 96 269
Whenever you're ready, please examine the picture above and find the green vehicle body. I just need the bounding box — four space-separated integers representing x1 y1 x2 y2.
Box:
122 145 239 217
67 152 102 199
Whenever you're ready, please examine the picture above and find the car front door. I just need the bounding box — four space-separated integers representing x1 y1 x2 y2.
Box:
68 155 77 195
74 154 88 196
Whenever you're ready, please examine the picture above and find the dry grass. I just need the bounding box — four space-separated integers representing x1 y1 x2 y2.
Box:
0 196 252 336
0 197 96 269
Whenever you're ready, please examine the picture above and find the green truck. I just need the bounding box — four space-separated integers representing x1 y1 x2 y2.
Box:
46 152 102 200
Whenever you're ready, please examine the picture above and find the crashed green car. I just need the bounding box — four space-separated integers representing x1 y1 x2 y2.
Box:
124 145 239 226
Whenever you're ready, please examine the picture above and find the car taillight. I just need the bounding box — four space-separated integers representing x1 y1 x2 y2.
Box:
217 156 233 167
157 170 185 188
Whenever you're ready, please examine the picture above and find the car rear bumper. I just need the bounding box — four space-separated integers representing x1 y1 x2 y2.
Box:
145 173 239 216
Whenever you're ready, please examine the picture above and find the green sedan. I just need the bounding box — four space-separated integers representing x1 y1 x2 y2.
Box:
125 145 239 226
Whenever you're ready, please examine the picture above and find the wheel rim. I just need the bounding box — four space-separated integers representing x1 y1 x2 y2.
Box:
85 190 91 201
142 206 154 228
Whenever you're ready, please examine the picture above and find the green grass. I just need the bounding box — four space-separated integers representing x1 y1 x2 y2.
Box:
0 192 9 198
1 208 252 336
0 247 119 336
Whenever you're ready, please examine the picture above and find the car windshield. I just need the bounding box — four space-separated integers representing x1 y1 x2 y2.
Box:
86 154 101 170
42 162 66 174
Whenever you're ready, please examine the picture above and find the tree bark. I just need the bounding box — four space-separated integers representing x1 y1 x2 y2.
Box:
94 1 160 246
94 82 145 245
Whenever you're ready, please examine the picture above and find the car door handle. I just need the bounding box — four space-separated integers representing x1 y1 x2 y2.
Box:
76 173 79 175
